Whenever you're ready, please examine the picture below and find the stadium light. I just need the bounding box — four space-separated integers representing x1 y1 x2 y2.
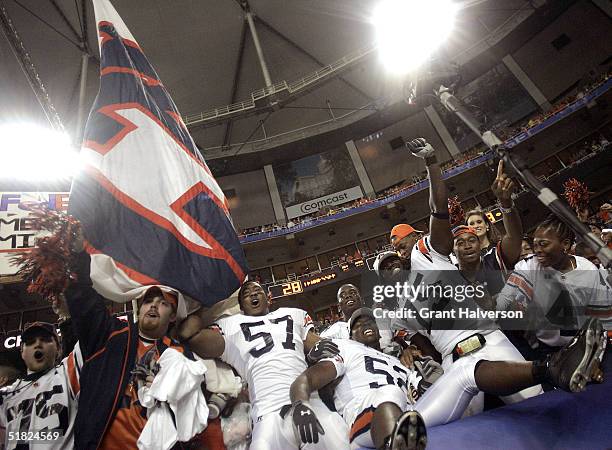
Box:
0 123 81 181
373 0 458 75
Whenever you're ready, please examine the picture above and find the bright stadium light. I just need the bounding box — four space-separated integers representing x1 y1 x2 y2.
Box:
373 0 458 75
0 123 81 181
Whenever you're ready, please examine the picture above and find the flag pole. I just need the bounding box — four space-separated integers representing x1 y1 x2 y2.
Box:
434 84 611 268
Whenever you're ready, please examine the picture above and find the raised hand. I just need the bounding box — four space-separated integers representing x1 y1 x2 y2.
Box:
406 138 436 160
291 401 325 444
491 160 515 207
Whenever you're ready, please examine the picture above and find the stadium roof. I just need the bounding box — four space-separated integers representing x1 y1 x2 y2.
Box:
1 0 572 173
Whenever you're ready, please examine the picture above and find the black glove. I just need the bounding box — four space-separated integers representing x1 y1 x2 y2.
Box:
291 401 325 444
307 339 339 364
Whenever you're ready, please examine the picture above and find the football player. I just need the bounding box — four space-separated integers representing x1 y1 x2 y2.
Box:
0 322 82 450
388 138 542 407
320 284 363 340
497 215 612 340
178 280 349 450
291 308 606 450
453 160 523 297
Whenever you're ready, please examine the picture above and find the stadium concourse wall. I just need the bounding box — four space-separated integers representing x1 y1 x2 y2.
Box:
238 77 612 245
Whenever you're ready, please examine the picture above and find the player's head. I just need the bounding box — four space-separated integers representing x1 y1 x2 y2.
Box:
521 234 533 259
586 220 602 236
0 365 21 386
348 308 381 349
465 209 500 245
20 322 60 373
574 241 601 267
533 215 575 268
452 226 481 266
137 286 178 339
238 280 269 316
373 251 404 282
390 224 421 261
337 284 362 319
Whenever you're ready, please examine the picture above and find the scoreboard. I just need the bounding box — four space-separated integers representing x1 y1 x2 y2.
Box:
267 260 364 299
268 280 304 298
486 207 503 223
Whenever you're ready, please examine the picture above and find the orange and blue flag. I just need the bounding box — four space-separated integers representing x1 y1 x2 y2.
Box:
69 0 247 307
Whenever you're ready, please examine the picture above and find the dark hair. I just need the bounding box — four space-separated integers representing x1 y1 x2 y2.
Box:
535 215 575 245
465 209 502 244
574 241 593 256
237 280 263 305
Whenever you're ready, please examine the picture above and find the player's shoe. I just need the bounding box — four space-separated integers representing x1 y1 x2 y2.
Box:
547 317 606 392
386 410 427 450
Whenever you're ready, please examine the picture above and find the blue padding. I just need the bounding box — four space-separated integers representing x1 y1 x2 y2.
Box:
426 349 612 449
356 349 611 450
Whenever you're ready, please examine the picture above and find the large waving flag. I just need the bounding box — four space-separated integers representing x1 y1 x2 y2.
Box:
69 0 247 308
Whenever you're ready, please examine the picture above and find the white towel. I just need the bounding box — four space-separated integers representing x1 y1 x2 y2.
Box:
138 348 209 450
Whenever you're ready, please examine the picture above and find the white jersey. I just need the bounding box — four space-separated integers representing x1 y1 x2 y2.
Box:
322 339 420 424
394 235 493 357
0 345 82 450
320 321 349 340
497 255 612 334
216 308 313 420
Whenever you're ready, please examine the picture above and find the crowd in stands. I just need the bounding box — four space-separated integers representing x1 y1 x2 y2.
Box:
496 69 611 141
237 70 611 239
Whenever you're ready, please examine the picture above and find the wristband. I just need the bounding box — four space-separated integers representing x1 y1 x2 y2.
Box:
431 211 449 220
498 203 514 214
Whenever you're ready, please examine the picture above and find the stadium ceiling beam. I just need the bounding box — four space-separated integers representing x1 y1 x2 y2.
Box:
0 1 65 131
48 0 82 47
10 0 81 49
254 16 374 102
223 19 248 148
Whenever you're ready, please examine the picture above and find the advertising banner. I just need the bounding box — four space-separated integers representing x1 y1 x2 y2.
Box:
285 186 363 219
0 192 70 276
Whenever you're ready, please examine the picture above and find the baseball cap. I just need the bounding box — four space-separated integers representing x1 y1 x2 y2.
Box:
21 322 59 344
139 286 178 310
452 225 478 239
390 224 422 244
348 307 376 334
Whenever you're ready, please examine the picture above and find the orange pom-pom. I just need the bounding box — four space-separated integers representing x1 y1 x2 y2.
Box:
448 196 465 228
10 205 81 302
563 178 590 211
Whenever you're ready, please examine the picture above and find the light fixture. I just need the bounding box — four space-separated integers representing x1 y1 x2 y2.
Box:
373 0 458 75
0 123 81 181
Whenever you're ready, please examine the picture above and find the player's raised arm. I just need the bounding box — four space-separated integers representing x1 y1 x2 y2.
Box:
407 138 453 255
177 314 225 358
492 160 523 267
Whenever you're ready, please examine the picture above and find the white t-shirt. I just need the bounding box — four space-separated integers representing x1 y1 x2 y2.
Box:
322 339 420 422
0 345 82 450
216 308 313 419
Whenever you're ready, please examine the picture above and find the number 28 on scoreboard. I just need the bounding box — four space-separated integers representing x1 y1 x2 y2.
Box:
268 281 304 299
